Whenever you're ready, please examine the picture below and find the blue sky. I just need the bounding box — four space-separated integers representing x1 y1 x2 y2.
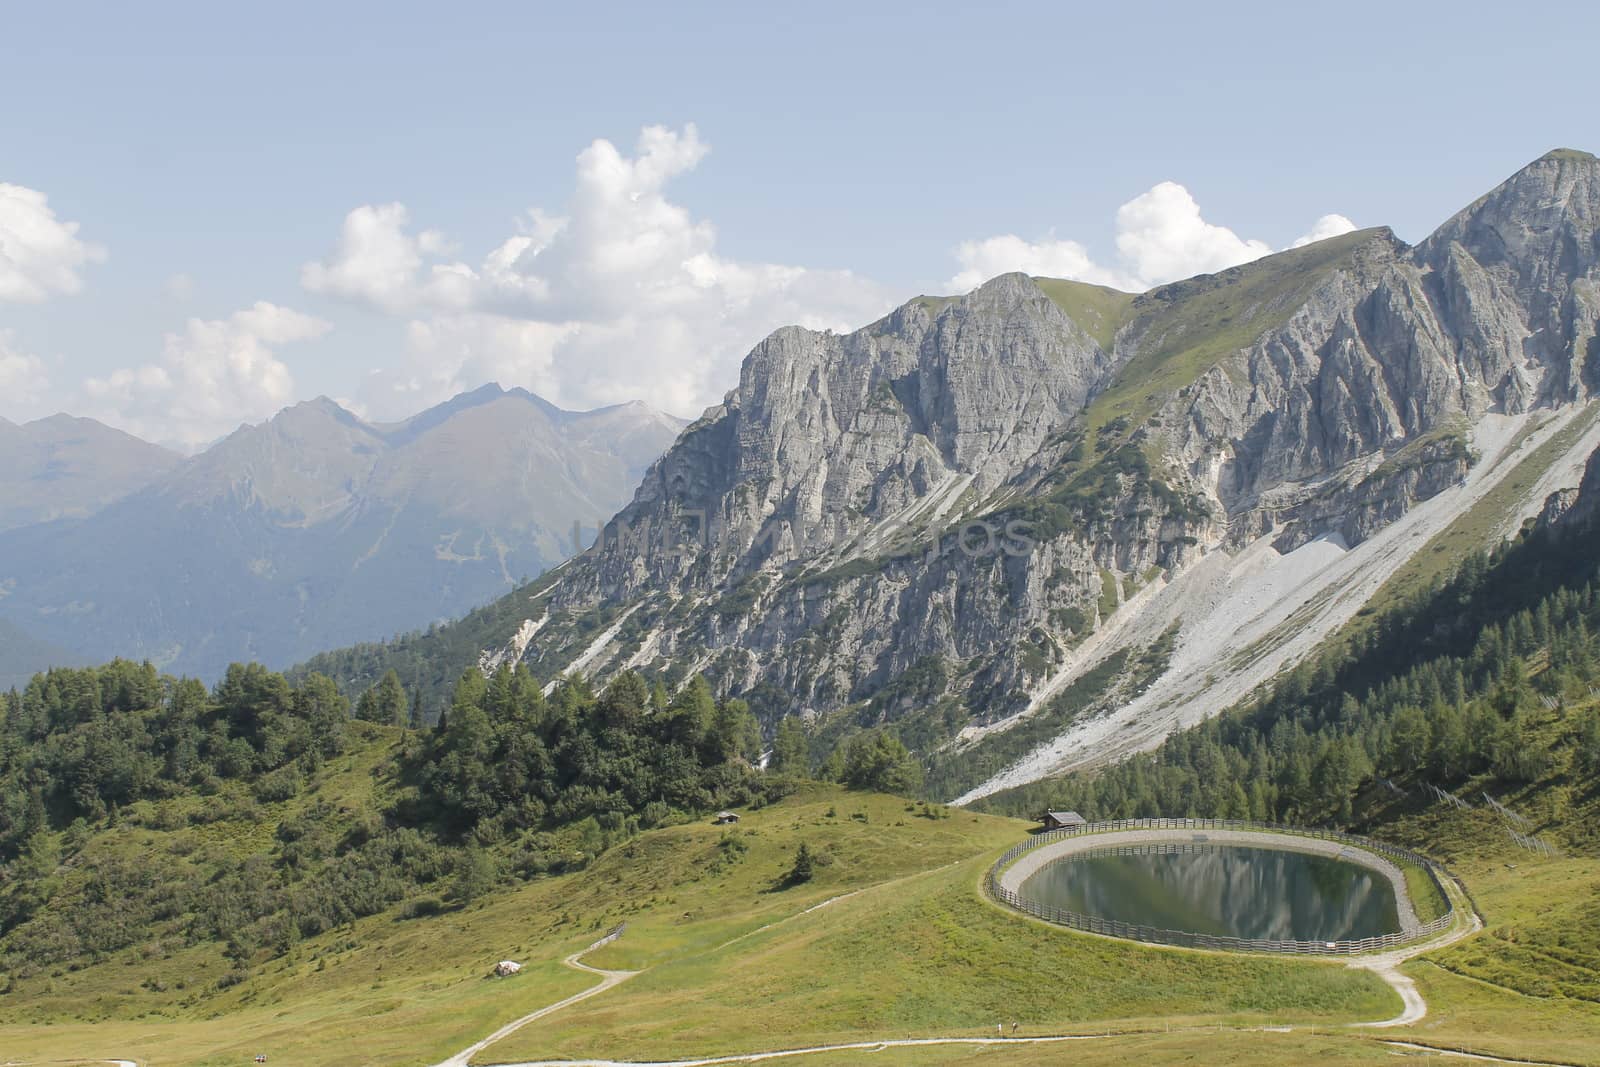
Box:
2 0 1596 447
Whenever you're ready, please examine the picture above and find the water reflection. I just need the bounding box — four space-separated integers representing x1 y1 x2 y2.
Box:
1019 844 1400 941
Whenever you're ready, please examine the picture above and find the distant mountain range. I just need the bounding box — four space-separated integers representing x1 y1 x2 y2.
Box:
0 414 181 532
0 385 685 684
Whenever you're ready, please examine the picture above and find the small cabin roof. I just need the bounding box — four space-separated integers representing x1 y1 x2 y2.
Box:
1046 810 1086 823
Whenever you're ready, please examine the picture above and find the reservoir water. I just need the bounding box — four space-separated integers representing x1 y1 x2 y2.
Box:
1018 844 1400 942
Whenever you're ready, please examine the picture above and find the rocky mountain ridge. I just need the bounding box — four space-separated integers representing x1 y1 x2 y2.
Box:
315 151 1600 799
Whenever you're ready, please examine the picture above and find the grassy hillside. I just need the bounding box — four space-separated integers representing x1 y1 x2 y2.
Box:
0 779 1400 1067
1363 788 1600 1065
4 700 1598 1066
1085 229 1380 452
0 725 602 1065
482 851 1389 1065
1032 277 1136 351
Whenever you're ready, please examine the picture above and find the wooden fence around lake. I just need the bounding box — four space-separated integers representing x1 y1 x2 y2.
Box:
985 817 1457 956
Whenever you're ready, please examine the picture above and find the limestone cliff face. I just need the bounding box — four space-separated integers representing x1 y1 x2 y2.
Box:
557 272 1113 605
474 151 1600 733
1554 440 1600 528
1417 149 1600 404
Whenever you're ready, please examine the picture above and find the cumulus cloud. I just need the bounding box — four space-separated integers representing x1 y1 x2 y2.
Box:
1113 182 1272 287
82 302 330 450
0 330 50 413
0 183 107 302
1292 213 1359 248
306 124 893 418
301 203 472 314
949 184 1355 294
949 234 1126 293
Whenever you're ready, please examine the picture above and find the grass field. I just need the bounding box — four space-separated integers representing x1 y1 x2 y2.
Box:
0 786 1037 1066
1031 277 1136 351
0 785 1402 1066
477 735 1600 1067
5 762 1599 1067
478 802 1395 1063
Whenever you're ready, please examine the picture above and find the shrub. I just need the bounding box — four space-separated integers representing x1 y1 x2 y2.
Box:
402 896 445 919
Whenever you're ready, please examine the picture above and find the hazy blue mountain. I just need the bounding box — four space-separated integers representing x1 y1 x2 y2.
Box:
0 413 180 532
0 385 685 680
0 618 83 690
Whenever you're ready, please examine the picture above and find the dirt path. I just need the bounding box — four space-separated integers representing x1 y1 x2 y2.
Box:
1378 1041 1583 1065
488 1034 1110 1066
1348 876 1483 1028
428 940 639 1067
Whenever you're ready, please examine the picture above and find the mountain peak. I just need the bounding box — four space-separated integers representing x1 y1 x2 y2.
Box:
1417 146 1600 278
0 413 181 532
18 412 176 453
1533 147 1598 165
267 395 371 437
28 412 111 431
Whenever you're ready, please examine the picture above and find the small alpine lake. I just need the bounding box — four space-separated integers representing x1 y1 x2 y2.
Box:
1018 843 1401 942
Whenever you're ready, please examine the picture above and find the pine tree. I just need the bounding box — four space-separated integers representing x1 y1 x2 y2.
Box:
787 842 815 885
771 717 809 775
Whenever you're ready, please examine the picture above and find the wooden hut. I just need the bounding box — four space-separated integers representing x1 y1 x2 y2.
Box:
1042 810 1087 831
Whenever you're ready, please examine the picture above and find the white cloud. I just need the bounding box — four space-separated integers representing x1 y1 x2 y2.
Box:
1291 213 1358 248
949 234 1127 293
949 185 1356 294
82 302 330 449
0 183 107 302
306 124 892 418
1114 182 1272 287
301 203 471 314
0 330 50 413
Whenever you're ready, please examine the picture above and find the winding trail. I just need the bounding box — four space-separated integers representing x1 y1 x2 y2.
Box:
1349 876 1483 1028
489 1035 1113 1066
429 938 639 1067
